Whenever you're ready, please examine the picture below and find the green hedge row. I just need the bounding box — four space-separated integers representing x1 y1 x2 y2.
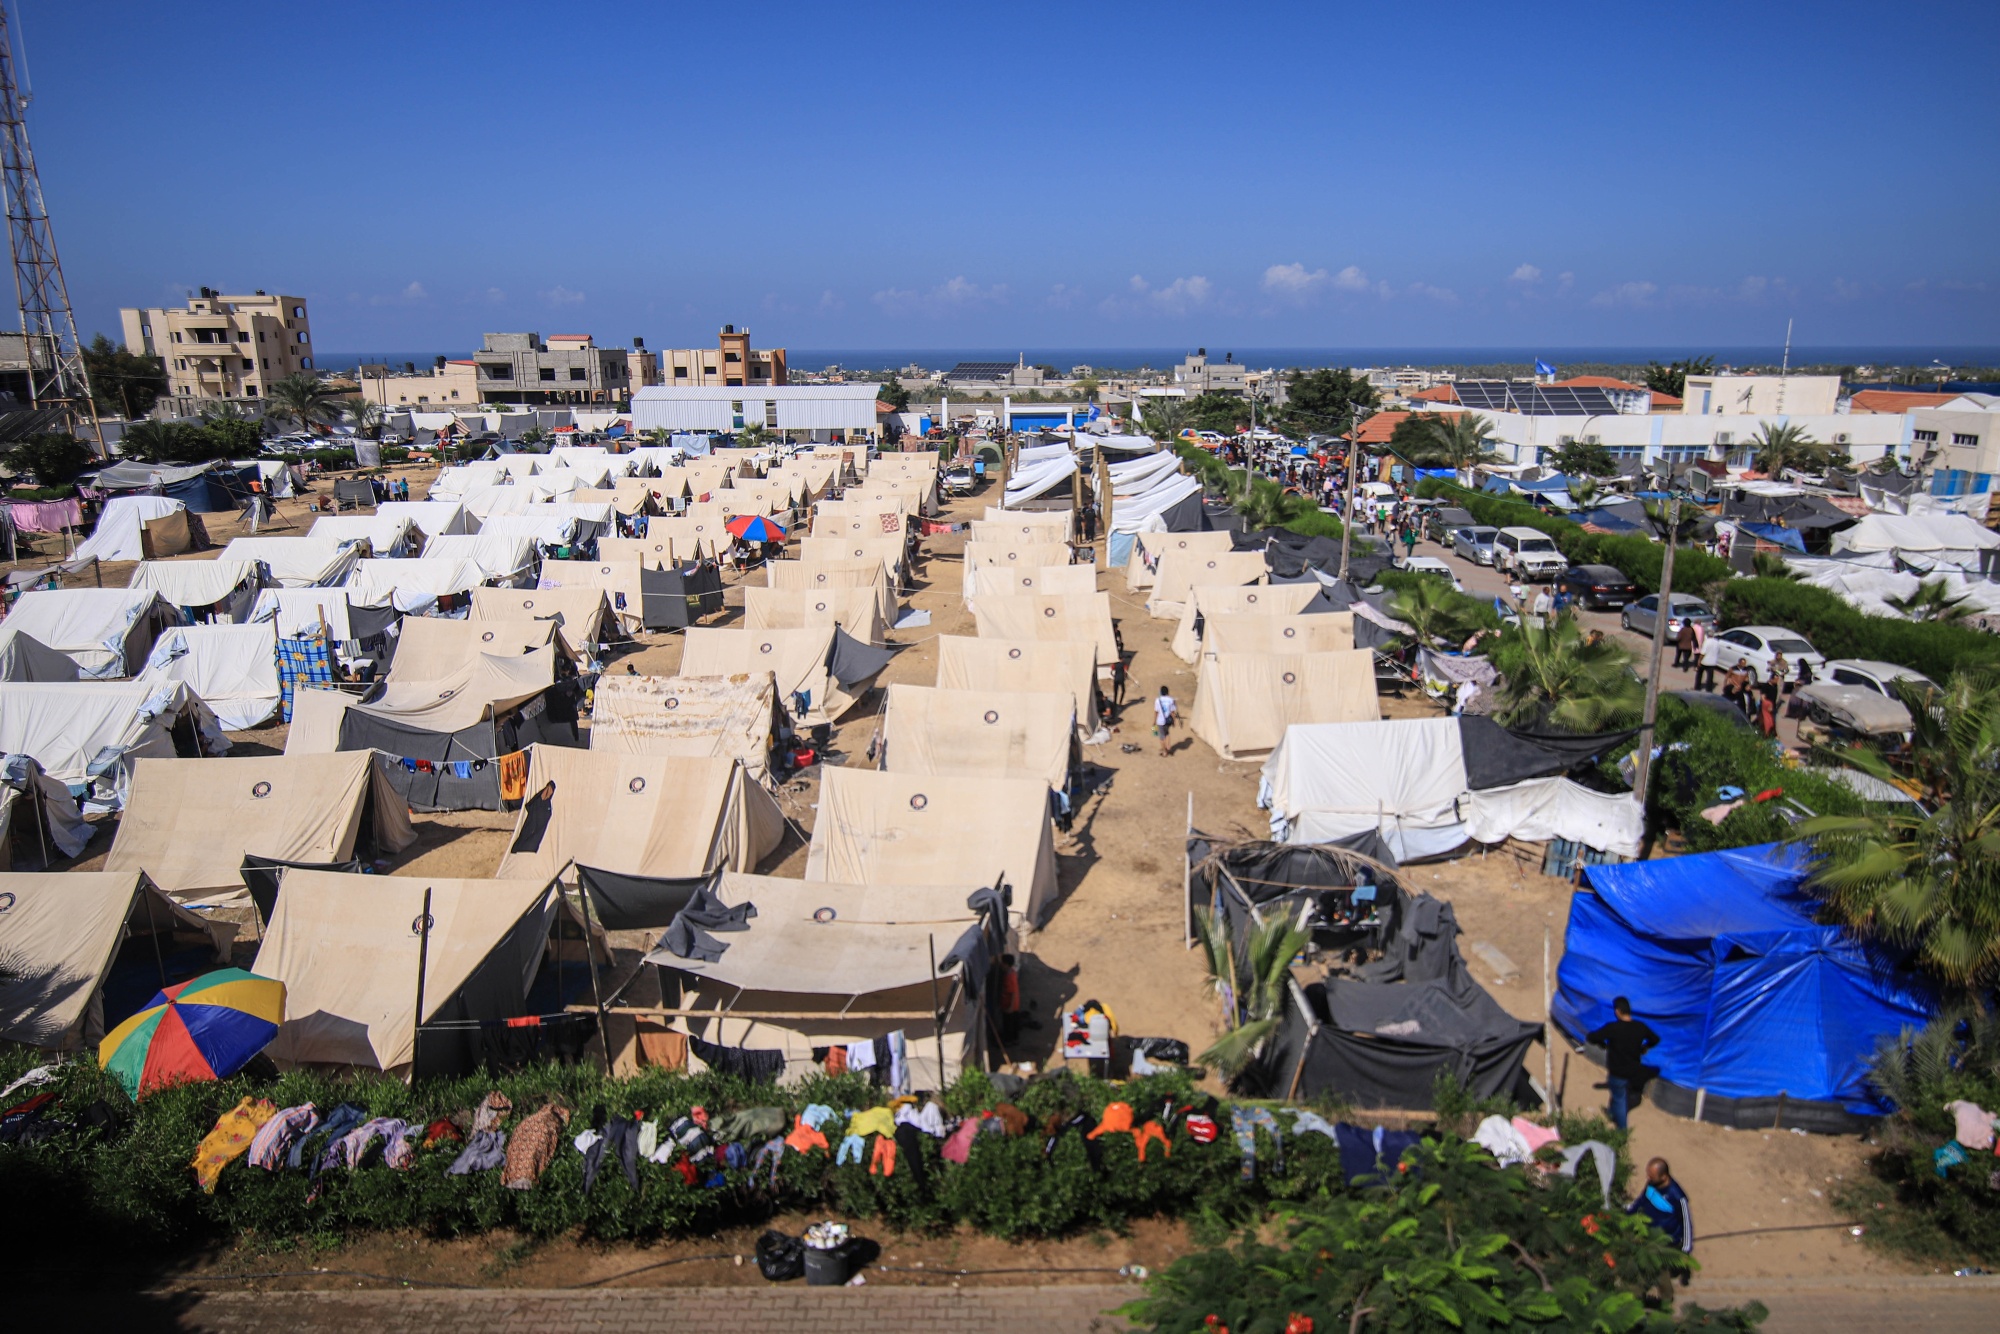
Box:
1413 481 1734 595
1713 578 2000 682
1642 697 1866 852
0 1054 1598 1252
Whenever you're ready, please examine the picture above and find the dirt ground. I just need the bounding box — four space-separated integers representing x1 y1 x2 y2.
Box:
6 461 1929 1281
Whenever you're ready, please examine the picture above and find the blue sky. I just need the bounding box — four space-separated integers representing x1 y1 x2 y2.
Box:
26 0 2000 352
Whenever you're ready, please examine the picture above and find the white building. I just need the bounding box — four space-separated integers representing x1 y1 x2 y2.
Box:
1477 410 1907 472
1911 394 2000 498
630 384 883 442
1682 374 1841 417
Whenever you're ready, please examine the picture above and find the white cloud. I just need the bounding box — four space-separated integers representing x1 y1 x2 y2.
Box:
1590 281 1658 308
368 281 429 307
540 285 586 306
1508 263 1542 285
1045 283 1079 309
818 289 843 312
486 287 506 303
1737 276 1769 299
1262 262 1328 296
1123 274 1212 314
871 276 1008 316
1332 265 1372 292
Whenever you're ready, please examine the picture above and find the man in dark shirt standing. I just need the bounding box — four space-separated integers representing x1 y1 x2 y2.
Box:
1586 996 1660 1130
1627 1157 1695 1268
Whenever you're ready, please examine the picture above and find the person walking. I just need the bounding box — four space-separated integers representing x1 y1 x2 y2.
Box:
1152 685 1178 757
1627 1157 1695 1263
1672 619 1696 670
1586 996 1660 1131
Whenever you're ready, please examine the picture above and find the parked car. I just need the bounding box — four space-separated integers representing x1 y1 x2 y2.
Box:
1822 659 1936 697
942 465 976 496
1427 506 1476 544
1559 563 1637 609
1700 625 1826 682
1493 526 1568 580
1394 554 1464 591
1621 594 1714 638
1452 525 1499 565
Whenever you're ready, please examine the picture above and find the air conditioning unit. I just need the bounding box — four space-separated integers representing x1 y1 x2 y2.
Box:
1833 433 1851 445
1714 432 1734 446
1582 434 1601 445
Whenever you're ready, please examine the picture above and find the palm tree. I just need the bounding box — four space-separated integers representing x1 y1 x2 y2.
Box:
1795 669 2000 997
1193 908 1309 1080
1746 421 1838 477
344 397 382 440
1565 476 1606 511
265 373 345 437
1390 577 1484 650
1410 412 1503 478
1140 396 1189 439
1885 577 1972 623
1486 612 1645 730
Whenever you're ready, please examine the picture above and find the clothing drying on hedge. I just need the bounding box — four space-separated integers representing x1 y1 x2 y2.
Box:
503 1104 570 1189
192 1096 277 1194
248 1103 318 1171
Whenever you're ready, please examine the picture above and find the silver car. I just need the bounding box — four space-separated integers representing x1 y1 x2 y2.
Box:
1452 526 1498 565
1621 593 1715 637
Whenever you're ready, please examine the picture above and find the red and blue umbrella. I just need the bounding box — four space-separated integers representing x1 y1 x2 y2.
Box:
98 969 286 1100
725 513 787 543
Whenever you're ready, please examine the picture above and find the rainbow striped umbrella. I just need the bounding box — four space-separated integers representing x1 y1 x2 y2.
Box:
99 969 286 1100
725 513 787 543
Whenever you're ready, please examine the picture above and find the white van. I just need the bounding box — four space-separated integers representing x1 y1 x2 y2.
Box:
1494 527 1569 580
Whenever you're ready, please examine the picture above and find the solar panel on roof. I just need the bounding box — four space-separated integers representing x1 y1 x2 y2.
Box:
948 361 1018 381
1451 381 1619 415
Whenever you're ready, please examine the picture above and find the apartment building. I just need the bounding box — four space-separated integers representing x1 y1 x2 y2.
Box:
119 288 313 401
1172 349 1248 395
1912 394 2000 496
627 338 660 389
657 325 787 387
472 332 632 406
1682 374 1840 417
357 358 482 408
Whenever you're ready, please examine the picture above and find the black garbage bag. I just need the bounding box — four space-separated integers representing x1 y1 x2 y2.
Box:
755 1230 805 1282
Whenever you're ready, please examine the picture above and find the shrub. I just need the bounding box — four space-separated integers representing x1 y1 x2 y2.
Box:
1644 697 1866 851
1171 439 1344 542
1713 578 2000 683
1413 481 1732 595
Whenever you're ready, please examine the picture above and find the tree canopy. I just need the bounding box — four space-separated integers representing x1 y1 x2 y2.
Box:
1642 356 1714 398
1 432 97 487
1277 367 1376 436
876 378 911 411
83 333 169 419
1549 438 1618 477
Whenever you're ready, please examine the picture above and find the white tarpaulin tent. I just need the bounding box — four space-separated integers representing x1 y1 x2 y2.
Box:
137 623 282 730
374 500 475 540
1 588 180 678
598 535 678 569
0 679 220 799
469 586 609 652
535 558 644 634
1189 650 1380 761
881 683 1073 789
1830 512 2000 571
68 496 184 566
1260 717 1643 861
249 588 352 639
127 560 262 617
0 627 79 683
345 558 488 612
806 766 1060 926
254 871 556 1073
422 533 538 585
1782 557 2000 622
309 514 415 556
679 625 856 725
221 537 359 588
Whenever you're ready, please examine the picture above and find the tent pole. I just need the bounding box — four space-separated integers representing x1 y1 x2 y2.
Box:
146 891 169 987
1542 926 1554 1111
927 932 947 1090
1632 497 1680 807
412 887 433 1079
573 883 615 1076
1183 791 1194 948
32 775 49 870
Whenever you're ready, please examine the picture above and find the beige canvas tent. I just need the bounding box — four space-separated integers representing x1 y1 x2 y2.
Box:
965 560 1096 607
495 745 783 886
643 872 986 1087
537 558 645 633
811 499 908 539
644 517 727 561
1127 529 1236 590
105 751 417 915
469 586 610 653
881 683 1073 789
807 766 1059 926
971 591 1118 670
283 687 357 756
742 584 887 642
936 634 1097 729
1189 649 1380 761
0 871 223 1049
590 672 780 781
387 616 572 687
766 557 896 626
798 535 905 586
255 871 556 1073
679 625 860 724
1169 582 1324 661
597 535 679 569
1146 549 1269 617
959 540 1073 601
1201 612 1355 658
971 513 1073 543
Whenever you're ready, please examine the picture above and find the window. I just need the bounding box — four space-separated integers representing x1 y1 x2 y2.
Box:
171 331 182 343
296 332 308 344
245 386 257 396
1953 433 1979 447
569 368 587 381
484 363 512 379
176 358 186 370
725 351 741 363
237 330 250 342
1913 430 1938 443
765 402 779 429
242 358 254 371
292 305 305 318
301 357 312 369
673 366 688 378
261 358 269 369
540 368 557 381
257 331 265 343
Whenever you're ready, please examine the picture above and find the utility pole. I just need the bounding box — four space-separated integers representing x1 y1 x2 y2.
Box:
1338 403 1373 580
1632 496 1680 806
0 7 102 453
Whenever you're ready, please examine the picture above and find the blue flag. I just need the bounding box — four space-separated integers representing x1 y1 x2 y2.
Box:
1086 402 1100 422
1534 359 1557 378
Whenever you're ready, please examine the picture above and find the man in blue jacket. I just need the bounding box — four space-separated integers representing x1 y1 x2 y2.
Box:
1628 1156 1695 1265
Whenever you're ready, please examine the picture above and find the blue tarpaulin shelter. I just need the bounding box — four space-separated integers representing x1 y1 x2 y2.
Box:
1552 843 1933 1122
1739 521 1807 552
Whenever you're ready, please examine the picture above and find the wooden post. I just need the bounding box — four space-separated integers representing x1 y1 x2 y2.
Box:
1633 498 1680 806
1096 450 1114 569
412 886 433 1078
572 883 615 1075
1183 792 1195 947
1543 926 1555 1111
928 933 948 1090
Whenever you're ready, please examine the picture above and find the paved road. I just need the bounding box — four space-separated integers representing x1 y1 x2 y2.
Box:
67 1275 2000 1333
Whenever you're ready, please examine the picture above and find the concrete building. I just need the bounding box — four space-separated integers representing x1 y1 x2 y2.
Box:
657 326 788 387
1365 365 1457 396
119 289 313 402
1172 349 1248 395
358 358 481 408
627 338 660 389
944 357 1044 394
1911 394 2000 497
1476 409 1906 472
1682 374 1840 417
472 332 632 406
630 384 882 442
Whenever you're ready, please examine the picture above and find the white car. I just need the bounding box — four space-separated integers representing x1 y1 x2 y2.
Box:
1822 659 1936 697
1395 555 1464 591
1701 625 1826 683
1493 527 1569 581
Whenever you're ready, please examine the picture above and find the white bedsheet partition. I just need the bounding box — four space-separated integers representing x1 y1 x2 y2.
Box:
1463 778 1643 860
1003 454 1079 507
1259 717 1470 861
